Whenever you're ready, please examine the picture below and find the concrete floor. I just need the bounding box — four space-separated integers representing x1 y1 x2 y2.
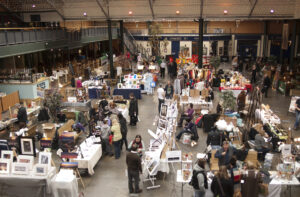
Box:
81 65 300 197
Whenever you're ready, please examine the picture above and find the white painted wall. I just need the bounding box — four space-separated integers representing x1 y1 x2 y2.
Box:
23 12 62 22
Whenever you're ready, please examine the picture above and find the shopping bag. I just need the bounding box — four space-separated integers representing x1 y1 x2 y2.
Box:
109 134 113 144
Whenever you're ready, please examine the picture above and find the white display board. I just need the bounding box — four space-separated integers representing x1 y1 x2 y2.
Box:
166 150 182 163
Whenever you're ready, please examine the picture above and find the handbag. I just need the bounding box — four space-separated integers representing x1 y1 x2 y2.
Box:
216 176 226 197
109 134 113 145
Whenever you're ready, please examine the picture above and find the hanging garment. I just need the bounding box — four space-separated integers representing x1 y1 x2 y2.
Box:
195 81 205 91
174 79 181 95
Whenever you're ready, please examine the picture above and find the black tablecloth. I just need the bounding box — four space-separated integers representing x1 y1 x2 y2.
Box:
88 88 110 99
113 89 142 99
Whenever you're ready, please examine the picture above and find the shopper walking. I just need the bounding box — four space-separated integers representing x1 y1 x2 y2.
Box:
160 59 166 78
164 80 174 99
262 74 271 98
100 120 113 156
118 113 128 151
111 119 122 159
190 159 208 197
251 64 257 84
129 93 138 126
211 165 234 197
241 162 262 197
294 97 300 130
16 103 27 128
157 84 165 113
126 145 142 194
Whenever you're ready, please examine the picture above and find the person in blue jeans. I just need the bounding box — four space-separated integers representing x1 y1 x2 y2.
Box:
294 98 300 130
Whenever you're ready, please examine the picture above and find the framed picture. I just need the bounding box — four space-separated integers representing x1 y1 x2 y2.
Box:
39 152 52 170
33 164 48 176
20 137 36 157
0 140 9 154
117 83 123 89
158 119 168 131
160 104 168 118
17 155 34 170
12 162 29 175
0 159 10 174
1 150 13 163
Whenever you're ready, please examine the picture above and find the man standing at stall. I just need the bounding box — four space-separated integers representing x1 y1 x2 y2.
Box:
16 103 27 129
157 84 165 113
164 81 174 99
294 97 300 130
126 145 142 194
262 74 271 98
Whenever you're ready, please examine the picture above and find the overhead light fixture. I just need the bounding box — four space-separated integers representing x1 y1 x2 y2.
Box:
270 9 274 14
83 12 87 16
176 10 180 15
32 4 36 8
129 11 133 15
224 10 228 15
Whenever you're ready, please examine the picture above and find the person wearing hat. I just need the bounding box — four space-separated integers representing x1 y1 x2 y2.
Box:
16 103 27 128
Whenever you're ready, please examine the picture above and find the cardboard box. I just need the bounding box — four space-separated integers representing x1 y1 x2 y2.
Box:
43 123 56 139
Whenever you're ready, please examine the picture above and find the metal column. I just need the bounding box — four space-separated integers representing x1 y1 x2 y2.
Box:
198 18 203 68
290 21 297 70
263 21 268 58
107 19 114 78
119 20 124 54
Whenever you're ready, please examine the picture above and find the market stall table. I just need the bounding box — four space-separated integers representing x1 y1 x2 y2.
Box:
268 175 300 197
180 96 213 112
0 167 56 197
72 136 102 175
113 88 142 99
51 169 78 197
88 87 110 99
219 86 247 97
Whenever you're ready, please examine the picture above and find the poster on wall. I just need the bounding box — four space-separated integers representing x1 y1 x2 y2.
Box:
179 41 192 59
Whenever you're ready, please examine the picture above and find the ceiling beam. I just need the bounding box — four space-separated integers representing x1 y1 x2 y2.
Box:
148 0 155 19
46 0 65 20
248 0 258 17
96 0 109 19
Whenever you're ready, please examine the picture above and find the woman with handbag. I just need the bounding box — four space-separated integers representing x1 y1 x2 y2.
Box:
111 119 122 159
211 165 234 197
129 93 138 126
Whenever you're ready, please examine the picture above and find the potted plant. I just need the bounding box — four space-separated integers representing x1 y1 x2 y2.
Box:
220 91 236 113
44 90 63 123
210 56 221 74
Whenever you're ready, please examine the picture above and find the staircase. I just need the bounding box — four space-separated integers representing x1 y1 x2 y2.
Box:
123 28 150 60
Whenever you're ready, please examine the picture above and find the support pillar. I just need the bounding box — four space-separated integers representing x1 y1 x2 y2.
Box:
263 21 268 58
290 21 297 70
107 19 114 78
119 20 124 54
198 18 203 68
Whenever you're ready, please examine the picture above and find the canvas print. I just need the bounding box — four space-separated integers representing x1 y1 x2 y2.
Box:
39 152 52 170
0 161 8 173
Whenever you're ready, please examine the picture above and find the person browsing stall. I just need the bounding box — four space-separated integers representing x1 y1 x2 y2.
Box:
16 103 27 128
176 119 195 141
118 113 128 151
190 159 208 197
215 141 236 166
254 129 270 159
157 84 165 113
211 165 234 197
128 135 145 156
111 119 122 159
126 144 142 194
178 103 194 127
100 120 113 156
129 93 138 126
293 97 300 130
164 81 174 99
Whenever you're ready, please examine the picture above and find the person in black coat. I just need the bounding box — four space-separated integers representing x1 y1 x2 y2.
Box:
211 166 234 197
262 74 271 98
129 93 138 126
17 103 27 128
118 113 128 150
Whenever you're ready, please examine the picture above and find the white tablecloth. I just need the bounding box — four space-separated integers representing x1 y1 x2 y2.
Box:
72 141 102 175
255 109 281 125
0 167 56 197
180 97 213 111
51 169 78 197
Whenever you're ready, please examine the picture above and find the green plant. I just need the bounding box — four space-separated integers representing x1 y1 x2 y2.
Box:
220 91 236 112
44 90 63 122
210 56 221 74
